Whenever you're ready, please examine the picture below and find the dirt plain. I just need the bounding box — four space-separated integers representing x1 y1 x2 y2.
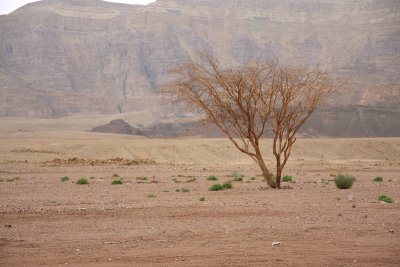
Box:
0 118 399 266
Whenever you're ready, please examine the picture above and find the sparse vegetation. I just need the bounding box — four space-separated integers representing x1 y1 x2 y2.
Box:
6 179 14 182
250 177 256 181
171 176 178 182
378 195 393 203
334 174 356 189
112 173 120 178
181 188 190 193
147 194 156 198
209 182 232 191
199 197 205 201
209 184 224 191
206 175 218 181
136 176 148 182
186 177 196 183
232 171 244 181
76 177 89 185
60 176 69 182
282 175 293 182
0 179 3 182
111 179 123 185
222 181 233 189
373 176 383 182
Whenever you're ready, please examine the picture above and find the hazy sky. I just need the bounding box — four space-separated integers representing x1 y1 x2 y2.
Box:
0 0 157 15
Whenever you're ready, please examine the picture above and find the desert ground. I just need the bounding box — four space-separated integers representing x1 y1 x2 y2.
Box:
0 116 399 266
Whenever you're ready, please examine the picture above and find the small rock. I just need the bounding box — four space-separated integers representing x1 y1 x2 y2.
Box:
348 194 355 202
108 258 113 261
389 229 394 233
338 213 343 217
352 204 356 208
4 224 11 228
75 249 80 251
353 259 357 263
272 241 281 246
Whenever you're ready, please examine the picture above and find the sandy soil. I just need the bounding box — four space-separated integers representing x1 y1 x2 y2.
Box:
0 131 399 266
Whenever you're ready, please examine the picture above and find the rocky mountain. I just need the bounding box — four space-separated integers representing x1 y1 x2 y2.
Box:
0 0 399 136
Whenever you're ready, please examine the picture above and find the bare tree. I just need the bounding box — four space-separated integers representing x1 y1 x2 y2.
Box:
161 53 333 189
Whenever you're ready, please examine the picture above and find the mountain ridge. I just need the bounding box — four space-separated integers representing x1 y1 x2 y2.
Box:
0 0 399 136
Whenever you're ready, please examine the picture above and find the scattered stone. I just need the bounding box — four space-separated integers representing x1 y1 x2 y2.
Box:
338 213 343 217
352 204 356 208
272 241 281 246
389 229 394 233
347 194 355 202
4 224 11 228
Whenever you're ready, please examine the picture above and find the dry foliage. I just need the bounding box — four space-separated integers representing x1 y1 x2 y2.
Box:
161 53 334 188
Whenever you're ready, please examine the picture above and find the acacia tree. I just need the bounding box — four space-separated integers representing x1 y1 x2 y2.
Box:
161 53 333 189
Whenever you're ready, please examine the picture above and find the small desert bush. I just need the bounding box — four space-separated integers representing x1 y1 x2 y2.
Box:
231 171 244 181
209 184 224 191
206 175 218 181
136 176 148 181
111 179 123 185
112 173 120 178
76 177 88 185
334 174 356 189
209 182 232 191
60 176 69 182
199 197 205 201
222 181 232 189
250 177 256 181
181 188 190 193
373 176 383 182
282 175 293 182
378 195 393 203
0 178 3 182
147 194 156 198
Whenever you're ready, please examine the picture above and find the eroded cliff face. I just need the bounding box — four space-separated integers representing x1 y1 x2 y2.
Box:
0 0 399 136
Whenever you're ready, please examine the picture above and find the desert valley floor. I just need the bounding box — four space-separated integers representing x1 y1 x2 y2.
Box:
0 121 399 266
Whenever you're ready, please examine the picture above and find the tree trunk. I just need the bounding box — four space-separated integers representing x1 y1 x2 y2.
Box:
275 167 282 189
256 158 277 189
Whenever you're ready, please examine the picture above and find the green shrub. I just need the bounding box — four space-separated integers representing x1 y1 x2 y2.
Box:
60 176 69 182
231 171 244 181
373 176 383 182
6 179 14 182
282 175 293 182
250 177 256 181
199 197 205 201
207 175 218 181
378 195 393 203
209 184 224 191
222 181 233 189
147 194 156 198
181 188 190 193
334 174 356 189
111 179 122 185
76 177 88 185
136 176 148 181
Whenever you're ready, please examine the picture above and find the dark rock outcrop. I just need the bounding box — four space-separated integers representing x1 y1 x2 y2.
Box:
90 119 137 135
